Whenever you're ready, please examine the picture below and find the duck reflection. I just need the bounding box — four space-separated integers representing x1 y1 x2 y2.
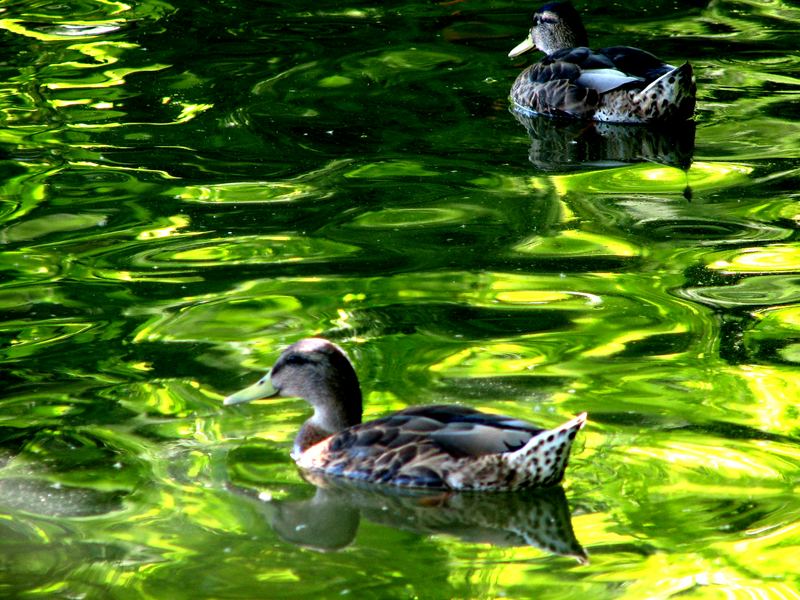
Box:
242 475 586 562
513 109 696 172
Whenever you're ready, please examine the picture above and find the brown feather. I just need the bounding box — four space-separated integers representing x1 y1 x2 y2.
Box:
226 338 586 491
509 3 695 123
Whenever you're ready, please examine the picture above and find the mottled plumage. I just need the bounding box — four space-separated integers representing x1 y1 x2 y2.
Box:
225 338 586 491
509 2 696 123
513 111 697 172
263 475 587 560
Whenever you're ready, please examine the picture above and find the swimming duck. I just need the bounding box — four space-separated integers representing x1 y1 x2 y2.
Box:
224 338 586 491
508 2 696 123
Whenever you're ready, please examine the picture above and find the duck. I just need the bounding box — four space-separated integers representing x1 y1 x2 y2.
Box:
224 338 586 491
508 1 696 123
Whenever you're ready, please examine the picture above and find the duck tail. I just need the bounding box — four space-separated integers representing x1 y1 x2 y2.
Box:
506 413 587 488
635 62 696 121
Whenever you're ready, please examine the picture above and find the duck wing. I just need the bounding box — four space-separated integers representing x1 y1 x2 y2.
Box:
395 405 544 456
296 405 549 487
598 46 675 81
511 61 600 118
543 47 644 93
332 405 542 458
545 47 616 70
512 47 646 117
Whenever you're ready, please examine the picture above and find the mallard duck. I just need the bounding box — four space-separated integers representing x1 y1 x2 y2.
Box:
508 2 696 123
224 338 586 491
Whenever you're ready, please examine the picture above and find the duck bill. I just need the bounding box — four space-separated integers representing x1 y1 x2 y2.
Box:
508 34 536 58
224 373 278 405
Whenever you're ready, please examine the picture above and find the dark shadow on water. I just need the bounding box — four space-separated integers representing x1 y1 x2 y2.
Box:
512 109 696 173
231 474 587 562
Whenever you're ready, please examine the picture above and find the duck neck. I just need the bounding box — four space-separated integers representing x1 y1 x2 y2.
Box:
294 379 362 455
540 28 587 55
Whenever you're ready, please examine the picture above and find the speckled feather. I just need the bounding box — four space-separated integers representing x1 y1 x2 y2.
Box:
509 2 696 123
225 338 587 491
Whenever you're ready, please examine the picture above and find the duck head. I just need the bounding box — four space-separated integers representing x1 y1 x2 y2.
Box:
225 338 364 448
509 2 589 57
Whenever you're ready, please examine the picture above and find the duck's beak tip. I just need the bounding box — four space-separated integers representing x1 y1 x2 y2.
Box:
508 35 536 58
223 373 276 406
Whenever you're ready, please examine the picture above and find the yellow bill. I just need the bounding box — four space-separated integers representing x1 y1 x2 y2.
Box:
508 34 536 58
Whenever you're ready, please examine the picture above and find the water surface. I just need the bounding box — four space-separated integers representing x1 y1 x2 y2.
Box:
1 0 800 597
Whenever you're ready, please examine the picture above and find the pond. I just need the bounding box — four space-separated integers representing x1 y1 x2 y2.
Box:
1 0 799 597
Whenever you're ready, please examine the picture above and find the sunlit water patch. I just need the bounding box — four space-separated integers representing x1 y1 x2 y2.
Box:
1 0 800 597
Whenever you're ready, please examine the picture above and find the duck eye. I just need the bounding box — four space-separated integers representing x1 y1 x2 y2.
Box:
284 354 310 366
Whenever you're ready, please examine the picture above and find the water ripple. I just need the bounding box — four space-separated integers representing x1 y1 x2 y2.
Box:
635 218 792 246
681 275 800 309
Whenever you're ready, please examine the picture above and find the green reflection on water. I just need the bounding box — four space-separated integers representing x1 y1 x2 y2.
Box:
1 0 800 597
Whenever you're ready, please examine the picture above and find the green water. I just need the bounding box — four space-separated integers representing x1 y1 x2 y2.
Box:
2 0 800 597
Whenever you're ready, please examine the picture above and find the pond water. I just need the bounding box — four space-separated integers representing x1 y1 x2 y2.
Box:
1 0 800 597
